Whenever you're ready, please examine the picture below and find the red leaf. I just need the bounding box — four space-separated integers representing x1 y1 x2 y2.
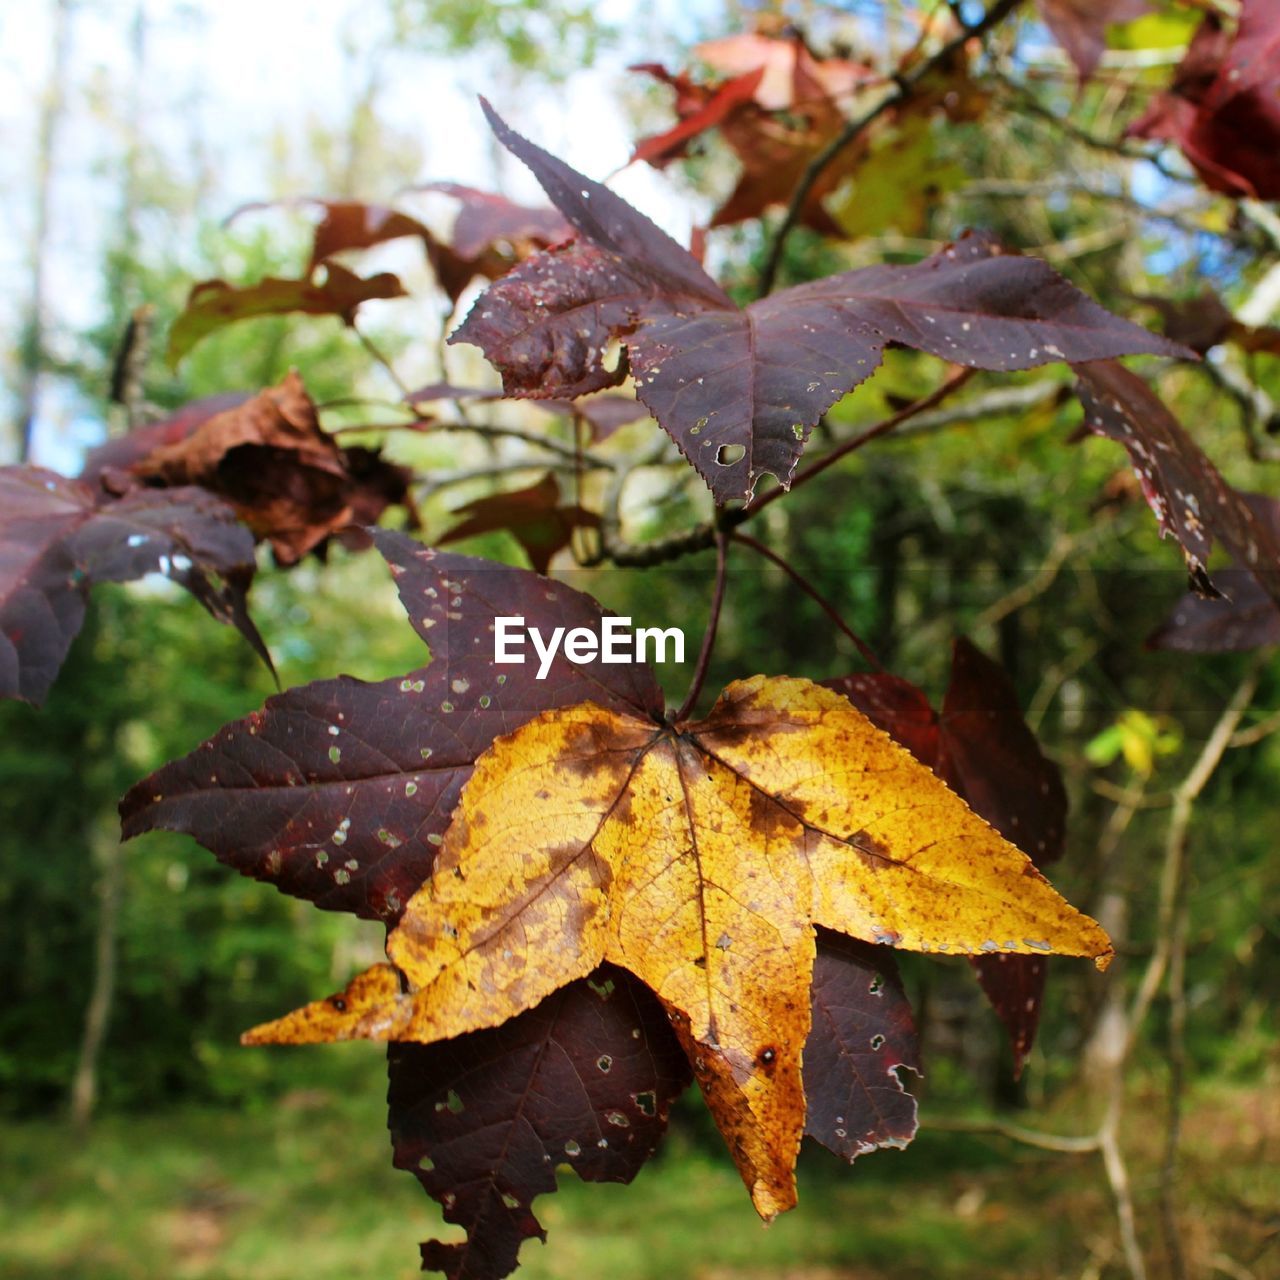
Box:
939 639 1066 1077
630 66 767 167
1 467 268 706
1129 0 1280 199
167 264 406 363
457 115 1186 504
826 640 1068 1075
1035 0 1151 82
1074 360 1280 605
388 966 690 1280
804 930 919 1161
438 474 599 573
306 200 432 270
120 532 664 922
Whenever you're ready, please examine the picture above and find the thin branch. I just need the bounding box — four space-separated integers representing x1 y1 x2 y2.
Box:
1230 706 1280 749
674 529 729 722
756 0 1025 297
1125 659 1263 1050
731 531 882 670
352 320 412 399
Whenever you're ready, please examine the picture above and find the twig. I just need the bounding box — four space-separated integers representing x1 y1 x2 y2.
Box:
747 368 977 518
352 320 412 399
1230 707 1280 749
756 0 1025 296
731 531 882 670
1161 894 1190 1280
674 529 728 722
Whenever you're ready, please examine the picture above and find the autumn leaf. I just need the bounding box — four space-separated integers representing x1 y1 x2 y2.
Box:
830 639 1068 1073
421 182 571 261
245 672 1110 1218
1074 360 1280 605
121 533 664 922
128 372 412 565
630 33 876 231
79 391 255 484
453 103 1189 504
438 474 599 572
167 262 406 364
1 466 269 705
804 931 919 1161
1134 287 1280 358
1128 0 1280 200
1035 0 1152 82
1148 493 1280 652
388 965 689 1280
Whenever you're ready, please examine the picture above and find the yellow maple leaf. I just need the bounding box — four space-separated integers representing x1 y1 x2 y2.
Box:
244 675 1110 1218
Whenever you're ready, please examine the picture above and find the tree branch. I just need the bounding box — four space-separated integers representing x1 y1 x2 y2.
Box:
756 0 1024 297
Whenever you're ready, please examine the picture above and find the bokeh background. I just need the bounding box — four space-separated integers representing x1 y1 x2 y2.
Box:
2 2 1277 1277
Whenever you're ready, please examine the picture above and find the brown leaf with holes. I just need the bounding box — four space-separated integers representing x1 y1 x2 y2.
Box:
245 675 1111 1221
131 372 411 564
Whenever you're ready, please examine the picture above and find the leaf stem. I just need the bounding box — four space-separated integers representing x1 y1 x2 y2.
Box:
352 320 413 398
730 531 882 671
674 529 729 722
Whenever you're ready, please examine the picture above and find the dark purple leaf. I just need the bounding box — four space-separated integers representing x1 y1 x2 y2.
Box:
1 466 267 706
120 533 663 922
1148 492 1280 651
388 965 690 1280
457 107 1189 503
825 641 1067 1075
804 930 919 1161
422 182 572 261
1075 360 1280 605
936 639 1065 1077
821 671 939 766
937 638 1066 868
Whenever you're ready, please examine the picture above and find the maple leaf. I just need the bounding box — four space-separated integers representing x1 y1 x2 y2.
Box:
829 639 1067 1073
127 372 412 565
121 533 663 922
1128 0 1280 200
421 182 571 261
1148 493 1280 652
452 104 1189 504
388 965 690 1280
1 466 268 706
631 33 876 232
438 474 599 573
1074 361 1280 605
1035 0 1151 82
244 672 1110 1218
167 263 406 364
804 931 919 1161
79 392 255 484
1134 287 1280 359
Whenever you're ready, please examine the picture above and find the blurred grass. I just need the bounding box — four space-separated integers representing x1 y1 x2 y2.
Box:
2 1070 1275 1280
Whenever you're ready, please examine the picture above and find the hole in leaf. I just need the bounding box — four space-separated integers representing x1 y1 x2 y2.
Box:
715 444 745 466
